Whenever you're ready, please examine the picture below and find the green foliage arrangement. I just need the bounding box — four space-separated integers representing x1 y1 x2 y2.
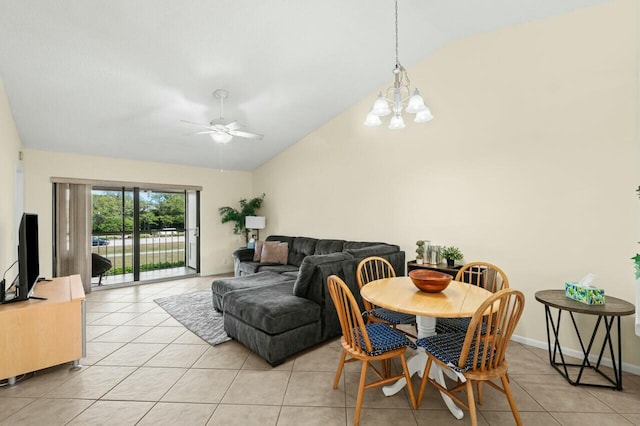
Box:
218 193 266 243
415 240 426 259
632 254 640 280
92 191 185 233
441 246 464 261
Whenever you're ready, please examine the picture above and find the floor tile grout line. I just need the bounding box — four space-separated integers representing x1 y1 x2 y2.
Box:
3 273 639 425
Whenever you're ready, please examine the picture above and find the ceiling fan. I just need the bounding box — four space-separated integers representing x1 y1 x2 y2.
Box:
182 89 263 144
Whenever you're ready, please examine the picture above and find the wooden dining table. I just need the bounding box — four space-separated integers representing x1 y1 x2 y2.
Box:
360 276 494 419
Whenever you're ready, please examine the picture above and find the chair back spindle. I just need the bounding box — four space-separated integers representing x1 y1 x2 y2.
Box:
455 261 509 293
328 275 372 355
356 256 396 312
459 288 525 373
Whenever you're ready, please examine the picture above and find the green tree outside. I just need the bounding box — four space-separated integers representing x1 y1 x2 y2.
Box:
92 191 185 234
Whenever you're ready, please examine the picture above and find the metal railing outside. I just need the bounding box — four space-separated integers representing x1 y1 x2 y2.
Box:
92 229 186 278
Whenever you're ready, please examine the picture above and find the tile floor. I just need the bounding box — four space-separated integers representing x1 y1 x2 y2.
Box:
0 275 638 425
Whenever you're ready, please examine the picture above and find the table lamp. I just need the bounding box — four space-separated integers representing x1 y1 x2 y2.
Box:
245 216 266 247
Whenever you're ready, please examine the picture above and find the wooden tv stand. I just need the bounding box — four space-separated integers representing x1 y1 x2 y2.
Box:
0 275 86 384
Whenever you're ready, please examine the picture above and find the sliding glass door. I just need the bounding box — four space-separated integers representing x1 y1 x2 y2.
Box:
91 186 199 286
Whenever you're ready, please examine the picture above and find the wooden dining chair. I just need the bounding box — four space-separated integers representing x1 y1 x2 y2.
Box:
327 274 417 426
416 288 525 426
356 256 417 338
436 261 509 334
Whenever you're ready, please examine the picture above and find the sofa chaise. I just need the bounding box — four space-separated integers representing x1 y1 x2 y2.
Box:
213 235 405 366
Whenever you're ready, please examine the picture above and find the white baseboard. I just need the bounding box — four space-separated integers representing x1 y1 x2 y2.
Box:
512 334 640 376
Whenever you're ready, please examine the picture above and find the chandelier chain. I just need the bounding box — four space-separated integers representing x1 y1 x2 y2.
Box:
395 0 399 66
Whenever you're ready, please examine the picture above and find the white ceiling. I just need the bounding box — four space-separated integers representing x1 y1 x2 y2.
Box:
0 0 606 171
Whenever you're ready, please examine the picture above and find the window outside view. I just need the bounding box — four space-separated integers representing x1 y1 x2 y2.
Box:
91 188 188 286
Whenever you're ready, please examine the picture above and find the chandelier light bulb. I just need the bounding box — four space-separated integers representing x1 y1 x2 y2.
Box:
363 111 383 127
388 114 405 130
406 89 427 114
414 108 434 123
372 93 392 116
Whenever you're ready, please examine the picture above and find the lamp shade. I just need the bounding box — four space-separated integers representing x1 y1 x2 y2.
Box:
405 89 427 113
388 114 405 130
414 108 434 123
372 93 392 116
363 111 382 126
245 216 266 229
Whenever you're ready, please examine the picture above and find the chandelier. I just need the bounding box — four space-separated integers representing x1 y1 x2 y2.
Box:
364 0 433 129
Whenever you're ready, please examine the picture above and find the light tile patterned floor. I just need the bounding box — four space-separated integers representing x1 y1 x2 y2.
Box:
0 275 638 425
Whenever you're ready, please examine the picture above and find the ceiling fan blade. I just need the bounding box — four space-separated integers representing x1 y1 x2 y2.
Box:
229 130 264 140
225 121 242 130
181 120 213 130
195 130 217 135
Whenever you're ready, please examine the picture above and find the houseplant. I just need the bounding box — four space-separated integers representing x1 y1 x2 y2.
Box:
415 240 426 264
218 193 265 244
441 246 463 267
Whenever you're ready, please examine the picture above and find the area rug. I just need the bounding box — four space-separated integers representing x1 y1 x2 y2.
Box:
154 290 231 345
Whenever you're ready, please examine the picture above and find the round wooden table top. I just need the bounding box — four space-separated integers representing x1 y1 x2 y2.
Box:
535 290 635 316
360 277 494 318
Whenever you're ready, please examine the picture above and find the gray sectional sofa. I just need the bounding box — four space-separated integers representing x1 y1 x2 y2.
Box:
213 235 405 366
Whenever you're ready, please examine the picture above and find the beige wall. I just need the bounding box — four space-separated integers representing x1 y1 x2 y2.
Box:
253 0 640 368
3 0 638 370
23 150 252 278
0 79 23 283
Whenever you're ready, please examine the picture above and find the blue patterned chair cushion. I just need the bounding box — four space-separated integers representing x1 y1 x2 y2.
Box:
368 308 416 325
416 332 492 373
436 317 471 334
356 323 417 356
436 317 491 335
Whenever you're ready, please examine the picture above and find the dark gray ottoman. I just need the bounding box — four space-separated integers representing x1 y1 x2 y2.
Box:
211 271 294 311
223 281 322 366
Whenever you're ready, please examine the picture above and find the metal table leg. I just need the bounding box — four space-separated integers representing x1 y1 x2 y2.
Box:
544 305 624 390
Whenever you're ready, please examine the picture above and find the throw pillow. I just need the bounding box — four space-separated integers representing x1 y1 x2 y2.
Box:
253 241 265 262
260 241 289 265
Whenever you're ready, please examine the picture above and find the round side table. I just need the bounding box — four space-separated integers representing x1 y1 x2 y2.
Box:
535 289 635 390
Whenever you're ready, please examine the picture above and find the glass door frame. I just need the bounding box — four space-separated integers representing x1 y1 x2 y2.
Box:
90 185 200 285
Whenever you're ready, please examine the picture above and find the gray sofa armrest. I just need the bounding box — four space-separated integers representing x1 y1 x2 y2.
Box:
292 252 353 300
233 247 255 276
233 247 255 262
292 252 355 339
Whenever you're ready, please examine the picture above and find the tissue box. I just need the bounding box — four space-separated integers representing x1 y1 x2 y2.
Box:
565 282 605 305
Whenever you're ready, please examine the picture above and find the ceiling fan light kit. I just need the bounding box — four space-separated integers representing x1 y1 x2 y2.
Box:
364 0 433 129
210 132 233 144
183 89 263 144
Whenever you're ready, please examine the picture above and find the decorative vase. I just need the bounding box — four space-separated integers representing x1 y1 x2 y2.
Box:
428 245 441 264
446 258 454 268
416 258 424 265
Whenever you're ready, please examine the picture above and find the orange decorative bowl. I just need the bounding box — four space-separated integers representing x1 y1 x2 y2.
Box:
409 269 453 293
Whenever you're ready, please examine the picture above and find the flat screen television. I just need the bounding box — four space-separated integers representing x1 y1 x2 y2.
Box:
16 213 40 300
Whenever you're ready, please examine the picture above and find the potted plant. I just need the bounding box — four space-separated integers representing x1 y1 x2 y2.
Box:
441 246 463 268
415 240 426 264
218 193 265 244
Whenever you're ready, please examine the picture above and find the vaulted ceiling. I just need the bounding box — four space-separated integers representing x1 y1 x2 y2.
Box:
0 0 606 170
